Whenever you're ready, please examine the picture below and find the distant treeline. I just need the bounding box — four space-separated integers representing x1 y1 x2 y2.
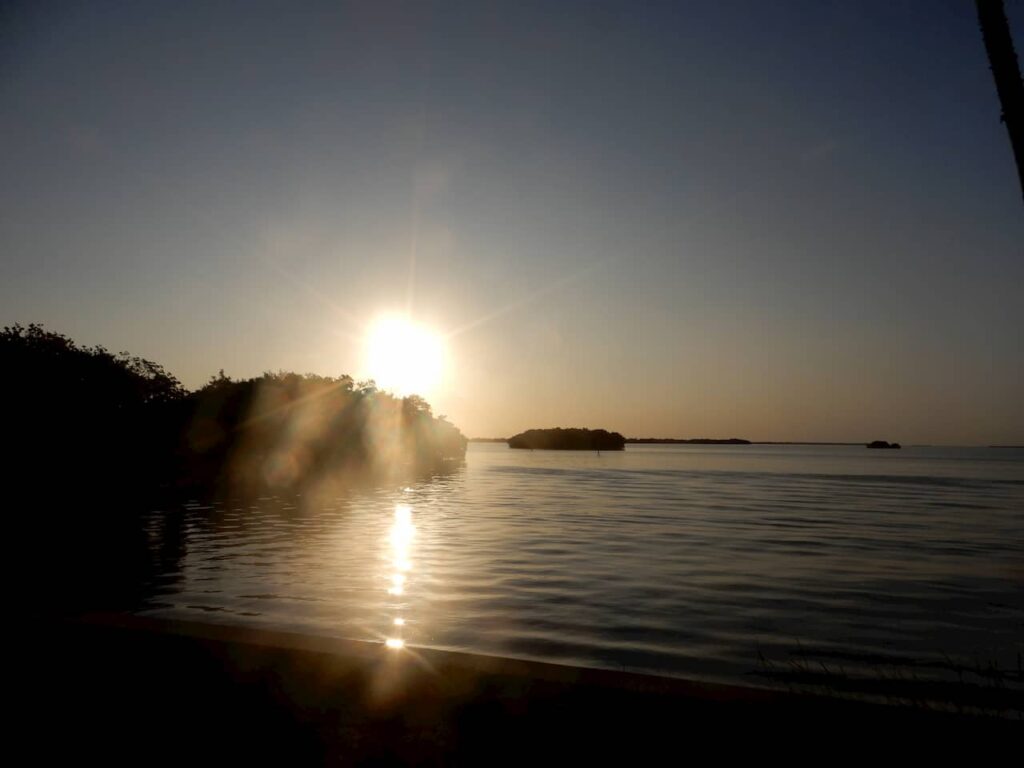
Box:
3 323 467 500
508 428 625 451
626 438 751 445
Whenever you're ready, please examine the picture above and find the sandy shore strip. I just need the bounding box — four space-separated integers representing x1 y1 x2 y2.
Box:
14 613 1019 763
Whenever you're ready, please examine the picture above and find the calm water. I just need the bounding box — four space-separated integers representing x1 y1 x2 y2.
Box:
141 443 1024 704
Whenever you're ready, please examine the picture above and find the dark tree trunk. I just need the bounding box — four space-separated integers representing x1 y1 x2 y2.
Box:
976 0 1024 204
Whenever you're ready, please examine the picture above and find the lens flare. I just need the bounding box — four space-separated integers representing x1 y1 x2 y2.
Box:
364 315 445 396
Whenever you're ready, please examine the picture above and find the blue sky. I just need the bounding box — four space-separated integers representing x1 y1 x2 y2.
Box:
2 1 1022 442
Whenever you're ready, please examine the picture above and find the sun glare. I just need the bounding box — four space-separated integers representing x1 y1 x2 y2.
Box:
364 315 445 397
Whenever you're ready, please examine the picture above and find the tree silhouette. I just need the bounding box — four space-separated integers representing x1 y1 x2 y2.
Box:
976 0 1024 203
2 323 467 498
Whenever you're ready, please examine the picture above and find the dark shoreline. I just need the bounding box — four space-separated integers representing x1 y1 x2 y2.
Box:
471 438 872 446
626 438 752 445
15 613 1018 763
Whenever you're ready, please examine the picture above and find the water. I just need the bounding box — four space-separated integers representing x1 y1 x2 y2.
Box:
141 443 1024 706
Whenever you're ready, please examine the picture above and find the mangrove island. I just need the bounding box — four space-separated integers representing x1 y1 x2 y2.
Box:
508 428 626 451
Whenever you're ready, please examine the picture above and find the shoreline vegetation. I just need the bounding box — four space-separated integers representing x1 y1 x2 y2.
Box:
3 323 467 499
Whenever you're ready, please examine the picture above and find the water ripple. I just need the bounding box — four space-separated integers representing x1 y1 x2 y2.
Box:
140 444 1024 706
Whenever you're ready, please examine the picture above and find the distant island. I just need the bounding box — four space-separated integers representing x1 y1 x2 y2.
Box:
866 440 901 449
508 428 626 451
472 435 906 448
626 437 751 445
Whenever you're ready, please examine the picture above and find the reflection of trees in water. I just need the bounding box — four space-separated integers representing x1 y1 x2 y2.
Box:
17 501 173 614
140 504 189 607
137 458 466 609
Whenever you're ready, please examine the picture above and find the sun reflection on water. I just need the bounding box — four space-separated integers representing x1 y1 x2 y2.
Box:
385 501 416 649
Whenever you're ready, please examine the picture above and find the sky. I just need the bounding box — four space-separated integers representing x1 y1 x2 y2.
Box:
1 0 1022 444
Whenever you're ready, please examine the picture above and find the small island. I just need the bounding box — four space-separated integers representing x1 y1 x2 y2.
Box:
866 440 901 449
508 428 626 451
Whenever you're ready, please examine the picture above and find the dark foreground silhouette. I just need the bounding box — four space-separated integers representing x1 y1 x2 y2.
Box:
508 427 626 450
977 0 1024 204
14 614 1018 765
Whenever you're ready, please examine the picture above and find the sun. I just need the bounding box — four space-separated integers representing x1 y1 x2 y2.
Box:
363 315 446 397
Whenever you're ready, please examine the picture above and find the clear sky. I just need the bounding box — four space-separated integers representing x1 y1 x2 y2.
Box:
2 1 1022 444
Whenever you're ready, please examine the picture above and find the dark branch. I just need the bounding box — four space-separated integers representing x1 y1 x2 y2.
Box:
976 0 1024 204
